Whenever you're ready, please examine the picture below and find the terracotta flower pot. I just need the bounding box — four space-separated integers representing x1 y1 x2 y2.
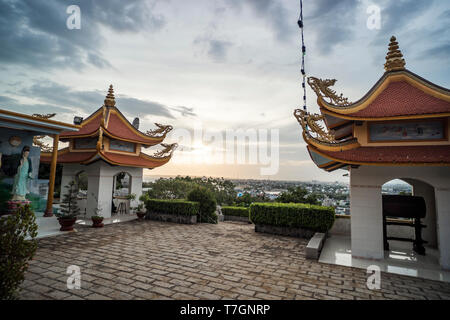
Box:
91 217 104 228
57 217 77 231
136 212 146 220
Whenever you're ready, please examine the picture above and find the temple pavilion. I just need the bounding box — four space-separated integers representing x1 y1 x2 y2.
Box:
41 85 176 219
294 36 450 269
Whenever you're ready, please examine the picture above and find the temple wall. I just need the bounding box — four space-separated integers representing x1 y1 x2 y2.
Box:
60 162 143 219
349 165 450 269
403 178 438 247
353 117 450 147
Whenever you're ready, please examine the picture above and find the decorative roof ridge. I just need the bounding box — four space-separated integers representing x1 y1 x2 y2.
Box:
77 106 103 125
149 143 178 159
307 77 352 107
98 150 174 167
40 147 71 157
293 109 360 152
302 131 360 152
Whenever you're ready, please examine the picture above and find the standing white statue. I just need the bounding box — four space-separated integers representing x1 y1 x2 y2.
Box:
11 146 33 201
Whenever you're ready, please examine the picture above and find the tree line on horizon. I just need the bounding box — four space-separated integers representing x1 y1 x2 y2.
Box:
142 176 322 207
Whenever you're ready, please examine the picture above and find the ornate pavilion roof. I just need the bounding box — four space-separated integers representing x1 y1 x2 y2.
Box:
308 37 450 123
59 85 173 146
294 36 450 171
40 85 176 169
317 70 450 121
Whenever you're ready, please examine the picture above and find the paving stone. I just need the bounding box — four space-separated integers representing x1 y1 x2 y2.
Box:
45 290 72 300
18 220 450 300
85 293 112 300
149 286 174 297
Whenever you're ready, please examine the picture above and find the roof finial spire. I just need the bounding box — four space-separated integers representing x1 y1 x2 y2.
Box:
384 36 406 72
104 84 116 107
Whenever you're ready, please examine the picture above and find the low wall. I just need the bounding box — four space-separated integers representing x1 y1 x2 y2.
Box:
329 215 351 235
330 214 415 239
255 224 316 239
224 215 250 223
146 212 197 224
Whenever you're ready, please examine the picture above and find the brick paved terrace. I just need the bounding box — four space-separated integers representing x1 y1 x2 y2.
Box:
19 220 450 300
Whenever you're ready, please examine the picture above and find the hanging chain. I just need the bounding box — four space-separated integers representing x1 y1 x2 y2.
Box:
297 0 307 111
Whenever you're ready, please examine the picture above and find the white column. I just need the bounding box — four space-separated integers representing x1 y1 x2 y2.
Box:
86 164 101 218
409 180 437 248
130 167 143 210
90 162 114 219
435 188 450 270
350 167 384 259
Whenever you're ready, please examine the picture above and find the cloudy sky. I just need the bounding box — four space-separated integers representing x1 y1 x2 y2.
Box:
0 0 449 182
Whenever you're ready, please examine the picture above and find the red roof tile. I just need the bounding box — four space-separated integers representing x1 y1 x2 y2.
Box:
104 111 162 145
60 111 101 138
40 149 169 169
40 149 96 163
312 145 450 164
349 81 450 118
101 151 169 168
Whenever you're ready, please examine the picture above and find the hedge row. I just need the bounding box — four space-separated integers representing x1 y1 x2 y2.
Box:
221 206 250 218
249 202 335 233
146 199 199 216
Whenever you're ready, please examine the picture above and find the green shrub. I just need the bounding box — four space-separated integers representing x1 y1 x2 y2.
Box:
0 179 12 213
56 181 80 219
0 204 38 300
221 206 250 218
250 202 335 233
187 187 217 224
146 199 199 216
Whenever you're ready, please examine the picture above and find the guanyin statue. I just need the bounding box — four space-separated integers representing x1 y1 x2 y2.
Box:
11 146 33 201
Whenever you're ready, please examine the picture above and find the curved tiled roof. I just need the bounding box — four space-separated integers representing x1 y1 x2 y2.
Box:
104 110 163 145
41 148 171 169
319 70 450 119
40 148 96 163
60 106 167 146
347 81 450 118
100 151 171 168
60 108 102 138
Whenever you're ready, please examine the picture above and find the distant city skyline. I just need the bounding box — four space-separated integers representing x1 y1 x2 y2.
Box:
1 0 449 182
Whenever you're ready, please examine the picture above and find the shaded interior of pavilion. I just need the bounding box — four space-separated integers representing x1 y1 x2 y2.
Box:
319 177 450 283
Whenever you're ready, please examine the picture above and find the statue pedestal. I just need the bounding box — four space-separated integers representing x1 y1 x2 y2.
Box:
6 200 31 214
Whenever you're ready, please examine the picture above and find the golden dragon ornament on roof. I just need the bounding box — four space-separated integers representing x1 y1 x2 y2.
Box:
307 77 352 106
293 109 336 143
32 113 57 152
146 123 173 138
152 143 178 158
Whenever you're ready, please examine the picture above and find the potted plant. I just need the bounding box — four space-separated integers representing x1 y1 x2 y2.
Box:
126 193 136 201
55 181 80 231
91 193 104 228
125 193 136 215
134 203 146 220
133 193 148 220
